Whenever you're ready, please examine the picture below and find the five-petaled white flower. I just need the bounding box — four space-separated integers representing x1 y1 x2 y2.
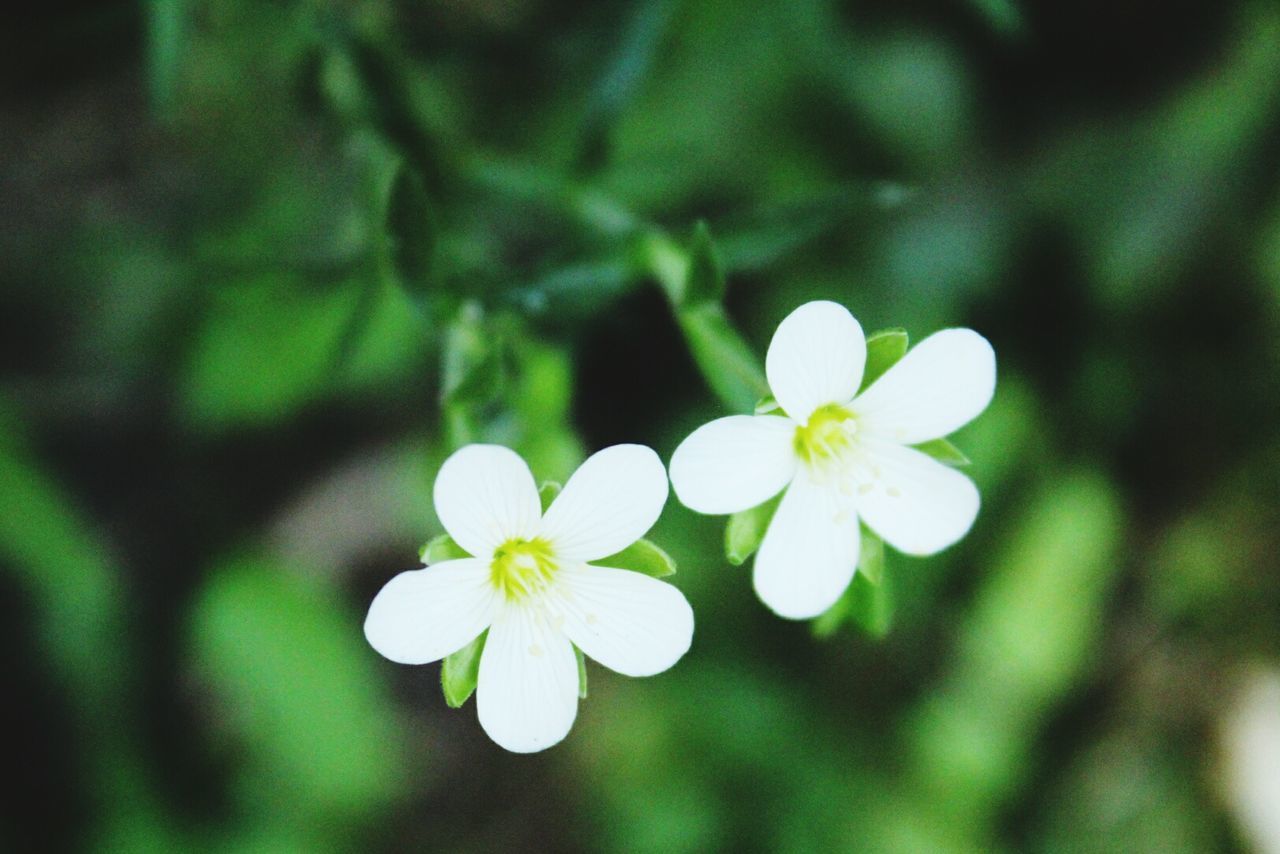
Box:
365 443 694 753
669 300 996 620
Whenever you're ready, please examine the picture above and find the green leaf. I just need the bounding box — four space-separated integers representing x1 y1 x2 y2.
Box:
913 438 971 467
907 473 1123 816
441 630 487 708
575 0 675 172
315 46 367 124
183 273 423 432
725 493 782 566
0 406 180 844
967 0 1026 39
860 328 909 392
190 556 402 811
538 481 563 513
753 395 782 416
679 303 770 413
382 162 436 295
600 538 677 578
348 38 450 192
575 646 588 699
419 533 469 564
0 403 125 703
508 256 635 322
146 0 187 120
682 221 726 306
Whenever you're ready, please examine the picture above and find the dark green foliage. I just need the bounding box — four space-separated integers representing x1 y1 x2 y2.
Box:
3 1 1279 852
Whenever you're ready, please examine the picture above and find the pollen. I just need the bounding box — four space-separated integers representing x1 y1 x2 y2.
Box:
794 403 859 465
491 537 558 601
795 404 883 503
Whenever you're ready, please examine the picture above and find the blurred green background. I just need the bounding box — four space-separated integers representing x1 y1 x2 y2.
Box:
4 0 1280 851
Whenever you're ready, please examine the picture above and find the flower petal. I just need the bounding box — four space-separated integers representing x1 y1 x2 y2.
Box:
476 602 579 753
553 564 693 677
765 300 866 423
856 440 980 556
538 444 668 561
364 559 496 664
753 474 860 619
853 328 995 444
669 415 797 515
433 444 541 558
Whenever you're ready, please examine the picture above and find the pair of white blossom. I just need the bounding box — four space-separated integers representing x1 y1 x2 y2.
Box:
365 300 995 752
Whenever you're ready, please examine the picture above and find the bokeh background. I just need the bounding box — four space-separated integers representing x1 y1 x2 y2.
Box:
5 0 1280 851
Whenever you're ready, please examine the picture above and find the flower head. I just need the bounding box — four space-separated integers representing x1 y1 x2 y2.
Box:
669 300 996 620
366 443 694 752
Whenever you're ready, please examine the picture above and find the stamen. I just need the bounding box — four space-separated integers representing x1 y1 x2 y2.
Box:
491 538 558 602
794 403 860 466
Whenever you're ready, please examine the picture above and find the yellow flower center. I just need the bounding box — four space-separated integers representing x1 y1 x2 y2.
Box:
793 403 859 465
490 538 558 601
793 403 892 522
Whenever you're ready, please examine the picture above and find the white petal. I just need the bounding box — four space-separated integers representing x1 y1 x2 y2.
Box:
552 564 694 677
853 328 995 444
753 474 859 619
433 444 541 558
364 559 496 665
765 300 866 424
669 415 797 515
538 444 668 561
856 440 980 556
476 602 579 753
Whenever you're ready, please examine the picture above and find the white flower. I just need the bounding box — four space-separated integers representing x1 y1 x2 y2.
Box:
365 443 693 753
669 300 996 620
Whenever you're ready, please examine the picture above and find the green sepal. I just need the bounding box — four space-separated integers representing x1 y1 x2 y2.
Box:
810 593 846 638
682 221 726 307
538 480 563 512
754 395 783 416
812 530 892 638
441 302 503 407
574 645 588 699
600 538 676 578
441 630 486 708
419 533 469 564
439 303 506 448
646 224 767 413
912 438 971 467
860 328 909 392
846 572 893 638
724 493 782 566
856 525 885 587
